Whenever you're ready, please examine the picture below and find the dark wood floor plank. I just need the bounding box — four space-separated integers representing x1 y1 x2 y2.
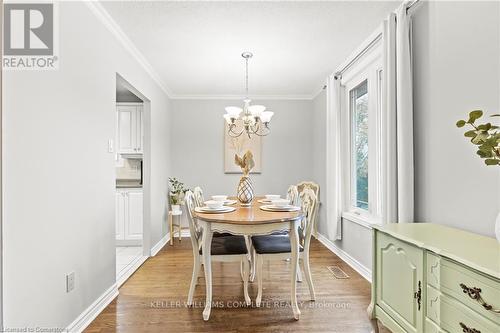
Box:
85 238 389 333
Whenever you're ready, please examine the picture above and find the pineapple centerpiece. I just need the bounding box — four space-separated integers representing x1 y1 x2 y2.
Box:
235 150 255 206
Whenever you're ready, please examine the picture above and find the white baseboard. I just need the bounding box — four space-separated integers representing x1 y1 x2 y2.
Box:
117 256 148 288
66 283 119 333
315 232 372 282
150 230 191 256
150 232 170 256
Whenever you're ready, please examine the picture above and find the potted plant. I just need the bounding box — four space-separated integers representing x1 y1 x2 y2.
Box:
169 177 187 213
456 110 500 240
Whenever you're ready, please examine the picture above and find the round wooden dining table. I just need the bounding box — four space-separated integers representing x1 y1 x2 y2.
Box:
194 198 303 321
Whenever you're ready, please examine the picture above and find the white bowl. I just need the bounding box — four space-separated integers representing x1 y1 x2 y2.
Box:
204 200 224 209
265 194 281 200
212 195 228 201
271 199 290 207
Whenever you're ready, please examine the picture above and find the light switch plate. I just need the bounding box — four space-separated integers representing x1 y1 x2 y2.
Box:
66 271 75 292
108 139 114 153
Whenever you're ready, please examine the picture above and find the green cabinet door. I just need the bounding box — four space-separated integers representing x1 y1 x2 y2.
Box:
376 232 424 333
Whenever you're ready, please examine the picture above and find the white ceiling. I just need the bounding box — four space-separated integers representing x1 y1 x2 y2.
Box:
102 1 400 98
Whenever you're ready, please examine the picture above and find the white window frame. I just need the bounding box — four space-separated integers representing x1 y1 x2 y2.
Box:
340 38 383 226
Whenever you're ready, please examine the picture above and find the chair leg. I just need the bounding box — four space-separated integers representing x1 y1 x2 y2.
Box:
256 255 263 307
296 265 303 282
188 255 201 306
240 260 244 281
243 258 251 305
250 248 256 282
303 253 316 301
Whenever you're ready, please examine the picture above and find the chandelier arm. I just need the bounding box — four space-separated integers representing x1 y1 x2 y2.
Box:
253 122 270 137
228 124 244 138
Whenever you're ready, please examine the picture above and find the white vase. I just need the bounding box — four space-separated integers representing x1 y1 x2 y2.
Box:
496 212 500 242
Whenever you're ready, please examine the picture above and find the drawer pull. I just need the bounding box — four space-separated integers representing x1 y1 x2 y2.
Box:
459 322 481 333
414 280 422 311
459 283 500 313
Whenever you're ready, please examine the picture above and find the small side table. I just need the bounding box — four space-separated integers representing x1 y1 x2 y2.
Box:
168 210 185 245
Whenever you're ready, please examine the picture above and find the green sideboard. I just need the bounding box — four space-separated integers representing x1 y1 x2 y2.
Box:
368 223 500 333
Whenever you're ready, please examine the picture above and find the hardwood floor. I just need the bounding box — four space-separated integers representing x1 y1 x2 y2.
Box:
86 238 389 333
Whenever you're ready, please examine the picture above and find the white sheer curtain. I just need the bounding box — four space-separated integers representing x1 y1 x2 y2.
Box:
326 74 343 240
382 1 415 223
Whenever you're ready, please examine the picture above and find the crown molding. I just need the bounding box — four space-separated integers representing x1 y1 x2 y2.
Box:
169 94 315 101
85 1 174 97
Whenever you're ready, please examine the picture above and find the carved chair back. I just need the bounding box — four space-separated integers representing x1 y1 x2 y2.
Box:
193 186 205 207
184 190 202 254
286 185 300 206
297 181 320 203
298 188 318 249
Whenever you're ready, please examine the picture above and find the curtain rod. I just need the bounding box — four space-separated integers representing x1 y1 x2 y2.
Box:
334 33 382 80
406 0 421 13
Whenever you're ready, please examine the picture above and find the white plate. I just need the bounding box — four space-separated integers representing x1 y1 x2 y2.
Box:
195 206 236 214
257 199 273 204
260 205 301 212
224 199 238 205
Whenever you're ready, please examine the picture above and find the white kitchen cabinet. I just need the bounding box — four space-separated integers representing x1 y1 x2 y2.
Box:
126 191 143 240
115 192 125 240
115 189 143 244
116 103 143 154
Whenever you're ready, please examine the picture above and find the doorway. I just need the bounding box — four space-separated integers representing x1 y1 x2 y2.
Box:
114 74 151 286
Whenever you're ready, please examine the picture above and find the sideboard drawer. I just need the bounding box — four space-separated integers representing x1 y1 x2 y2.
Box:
439 294 499 333
440 258 500 324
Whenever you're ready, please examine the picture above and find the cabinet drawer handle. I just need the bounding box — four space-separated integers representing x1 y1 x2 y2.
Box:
459 322 481 333
459 283 500 313
413 280 422 311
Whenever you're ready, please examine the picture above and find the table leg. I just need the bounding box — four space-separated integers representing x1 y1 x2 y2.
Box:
290 221 301 320
201 222 213 321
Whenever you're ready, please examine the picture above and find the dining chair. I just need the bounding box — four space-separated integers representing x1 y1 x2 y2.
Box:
193 186 205 207
184 190 251 306
251 188 318 306
286 185 300 206
297 181 319 202
249 184 301 282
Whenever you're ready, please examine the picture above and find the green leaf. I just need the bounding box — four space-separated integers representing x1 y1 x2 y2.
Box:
456 120 466 128
490 114 500 117
468 110 483 123
477 123 492 131
464 130 477 138
485 159 499 166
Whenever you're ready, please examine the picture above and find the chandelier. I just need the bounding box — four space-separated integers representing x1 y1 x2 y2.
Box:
224 52 273 138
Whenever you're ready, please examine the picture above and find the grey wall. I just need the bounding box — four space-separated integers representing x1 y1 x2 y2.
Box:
3 2 172 328
413 0 500 237
170 99 314 199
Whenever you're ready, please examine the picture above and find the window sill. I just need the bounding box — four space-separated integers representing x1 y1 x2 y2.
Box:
341 211 382 230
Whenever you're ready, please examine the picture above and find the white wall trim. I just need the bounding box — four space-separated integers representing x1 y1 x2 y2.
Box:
65 283 119 333
150 230 191 256
169 94 315 101
117 256 148 288
315 232 372 282
85 1 173 97
150 232 170 256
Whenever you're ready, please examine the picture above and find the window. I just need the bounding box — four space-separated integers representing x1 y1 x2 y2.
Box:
340 40 383 224
350 80 369 210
